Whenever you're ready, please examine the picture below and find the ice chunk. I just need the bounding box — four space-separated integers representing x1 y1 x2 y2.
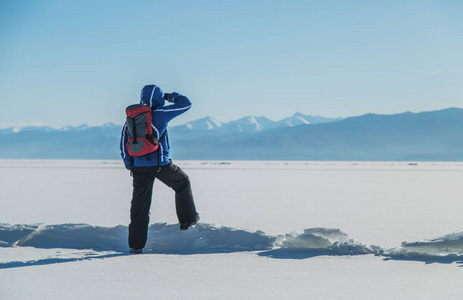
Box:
384 231 463 258
276 228 381 255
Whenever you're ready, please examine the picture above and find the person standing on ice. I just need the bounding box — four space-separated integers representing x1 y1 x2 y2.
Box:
120 84 199 254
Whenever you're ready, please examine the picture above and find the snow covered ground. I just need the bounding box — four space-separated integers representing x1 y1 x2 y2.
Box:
1 160 463 299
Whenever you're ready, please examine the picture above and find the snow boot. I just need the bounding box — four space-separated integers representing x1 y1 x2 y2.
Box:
180 214 200 230
130 248 143 254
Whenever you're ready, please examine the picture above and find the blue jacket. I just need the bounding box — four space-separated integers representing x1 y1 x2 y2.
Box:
120 87 191 169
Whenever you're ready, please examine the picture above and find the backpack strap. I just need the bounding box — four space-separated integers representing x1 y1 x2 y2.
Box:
131 118 137 144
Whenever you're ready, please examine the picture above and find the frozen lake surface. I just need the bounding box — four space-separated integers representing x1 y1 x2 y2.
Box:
1 160 463 299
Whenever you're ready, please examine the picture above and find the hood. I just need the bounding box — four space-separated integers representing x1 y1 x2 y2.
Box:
140 85 165 109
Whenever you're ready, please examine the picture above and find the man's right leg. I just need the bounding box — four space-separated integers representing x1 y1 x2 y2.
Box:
155 162 198 226
129 167 156 250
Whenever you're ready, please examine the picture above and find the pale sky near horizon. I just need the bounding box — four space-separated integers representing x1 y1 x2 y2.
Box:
0 0 462 128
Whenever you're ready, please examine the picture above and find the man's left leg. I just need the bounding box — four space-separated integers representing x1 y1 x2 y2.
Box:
129 167 156 250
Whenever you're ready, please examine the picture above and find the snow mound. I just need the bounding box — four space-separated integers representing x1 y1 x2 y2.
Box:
384 231 463 259
0 223 275 253
276 228 382 255
145 223 275 252
0 223 40 247
7 223 128 250
0 223 383 256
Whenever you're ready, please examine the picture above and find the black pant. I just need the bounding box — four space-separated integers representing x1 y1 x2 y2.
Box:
129 161 197 249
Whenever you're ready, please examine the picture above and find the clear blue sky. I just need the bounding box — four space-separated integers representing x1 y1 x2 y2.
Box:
0 0 462 128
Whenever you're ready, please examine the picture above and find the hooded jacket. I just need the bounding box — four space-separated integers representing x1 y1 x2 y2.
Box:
120 85 191 169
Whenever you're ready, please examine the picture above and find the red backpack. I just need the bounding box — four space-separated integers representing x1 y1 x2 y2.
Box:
125 104 159 157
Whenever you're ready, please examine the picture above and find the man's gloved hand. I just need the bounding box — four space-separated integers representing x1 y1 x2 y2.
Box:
163 92 180 103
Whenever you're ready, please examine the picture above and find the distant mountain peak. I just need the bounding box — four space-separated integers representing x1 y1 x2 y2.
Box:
227 115 274 132
292 112 306 118
7 125 57 134
102 122 116 128
182 116 222 131
61 124 90 132
277 113 311 127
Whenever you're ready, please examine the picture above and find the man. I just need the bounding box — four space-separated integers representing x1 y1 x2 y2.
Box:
120 84 199 254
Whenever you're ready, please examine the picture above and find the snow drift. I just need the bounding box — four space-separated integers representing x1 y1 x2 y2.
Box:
3 222 463 260
144 223 274 252
0 223 275 253
0 223 379 256
275 228 382 255
0 223 39 247
383 230 463 259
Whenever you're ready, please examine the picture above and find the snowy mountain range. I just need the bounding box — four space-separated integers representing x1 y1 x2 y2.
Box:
168 108 463 161
1 108 462 161
177 113 339 131
0 123 111 135
169 113 341 138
